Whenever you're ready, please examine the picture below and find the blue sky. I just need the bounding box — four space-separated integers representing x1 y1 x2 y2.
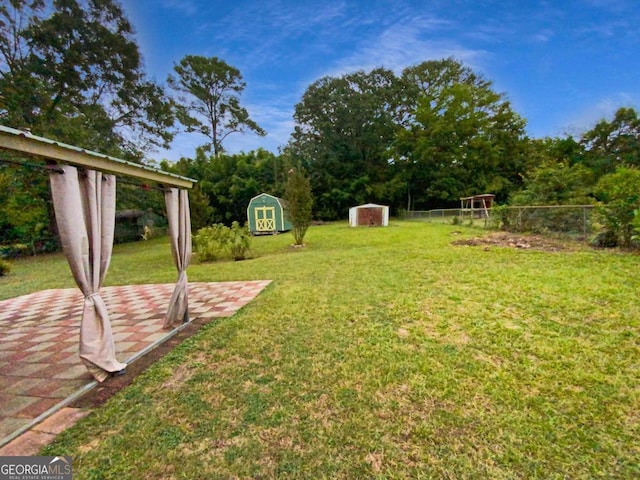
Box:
119 0 640 162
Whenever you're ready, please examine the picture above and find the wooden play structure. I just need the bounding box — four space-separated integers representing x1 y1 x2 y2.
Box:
460 194 495 219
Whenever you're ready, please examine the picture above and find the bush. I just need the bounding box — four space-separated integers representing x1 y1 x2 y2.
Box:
594 167 640 248
0 259 11 276
0 243 30 259
194 222 251 262
194 224 231 262
488 205 510 230
229 221 251 261
589 230 619 248
633 209 640 242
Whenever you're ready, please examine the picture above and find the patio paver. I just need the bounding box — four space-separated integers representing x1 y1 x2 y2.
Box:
0 281 271 451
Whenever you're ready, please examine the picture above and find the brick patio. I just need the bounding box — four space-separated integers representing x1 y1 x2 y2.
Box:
0 281 270 451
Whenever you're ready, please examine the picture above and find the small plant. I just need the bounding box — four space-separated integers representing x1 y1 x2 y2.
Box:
141 225 153 240
229 221 251 261
0 258 11 276
451 216 460 225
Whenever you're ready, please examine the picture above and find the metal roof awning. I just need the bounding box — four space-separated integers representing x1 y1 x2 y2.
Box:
460 194 495 201
0 125 195 189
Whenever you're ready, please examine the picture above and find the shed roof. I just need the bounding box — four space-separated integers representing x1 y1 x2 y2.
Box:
349 203 389 210
0 125 195 189
249 192 288 208
351 203 388 209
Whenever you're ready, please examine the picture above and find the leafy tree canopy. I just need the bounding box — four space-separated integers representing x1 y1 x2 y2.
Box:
394 59 528 208
0 0 175 159
579 107 640 177
162 147 287 226
593 166 640 247
0 0 175 250
168 55 265 156
287 67 402 219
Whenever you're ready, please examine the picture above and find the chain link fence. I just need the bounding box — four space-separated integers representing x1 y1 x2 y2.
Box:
407 205 596 240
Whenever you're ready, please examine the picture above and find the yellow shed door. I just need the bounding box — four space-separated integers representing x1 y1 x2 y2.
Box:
255 206 276 231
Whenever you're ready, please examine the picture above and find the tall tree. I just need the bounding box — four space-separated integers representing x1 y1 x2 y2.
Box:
287 68 401 219
579 107 640 177
284 167 313 246
168 55 265 156
0 0 175 158
399 57 488 128
394 59 528 208
0 0 175 251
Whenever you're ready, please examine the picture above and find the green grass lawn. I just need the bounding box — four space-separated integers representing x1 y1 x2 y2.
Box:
3 221 639 479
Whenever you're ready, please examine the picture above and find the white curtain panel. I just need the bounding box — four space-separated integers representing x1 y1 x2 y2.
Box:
164 188 192 329
50 165 126 382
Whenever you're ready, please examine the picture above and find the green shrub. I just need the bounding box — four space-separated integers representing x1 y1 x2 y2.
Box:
488 205 507 230
633 209 640 242
0 259 11 276
229 221 251 261
194 224 231 262
194 222 252 262
594 167 640 248
589 230 619 248
0 243 30 259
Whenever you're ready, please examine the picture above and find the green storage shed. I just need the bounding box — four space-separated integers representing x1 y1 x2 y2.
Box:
247 193 292 234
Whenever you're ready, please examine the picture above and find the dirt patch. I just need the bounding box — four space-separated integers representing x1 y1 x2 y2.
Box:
451 231 575 252
70 317 210 409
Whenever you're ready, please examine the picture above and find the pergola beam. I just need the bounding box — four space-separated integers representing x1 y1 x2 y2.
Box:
0 125 195 189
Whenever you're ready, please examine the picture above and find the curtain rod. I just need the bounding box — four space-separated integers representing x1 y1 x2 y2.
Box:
0 156 64 173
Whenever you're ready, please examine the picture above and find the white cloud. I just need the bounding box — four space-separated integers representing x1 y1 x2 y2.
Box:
582 0 635 12
560 93 639 137
325 16 486 78
199 1 352 69
160 0 199 16
575 19 633 39
531 28 554 43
